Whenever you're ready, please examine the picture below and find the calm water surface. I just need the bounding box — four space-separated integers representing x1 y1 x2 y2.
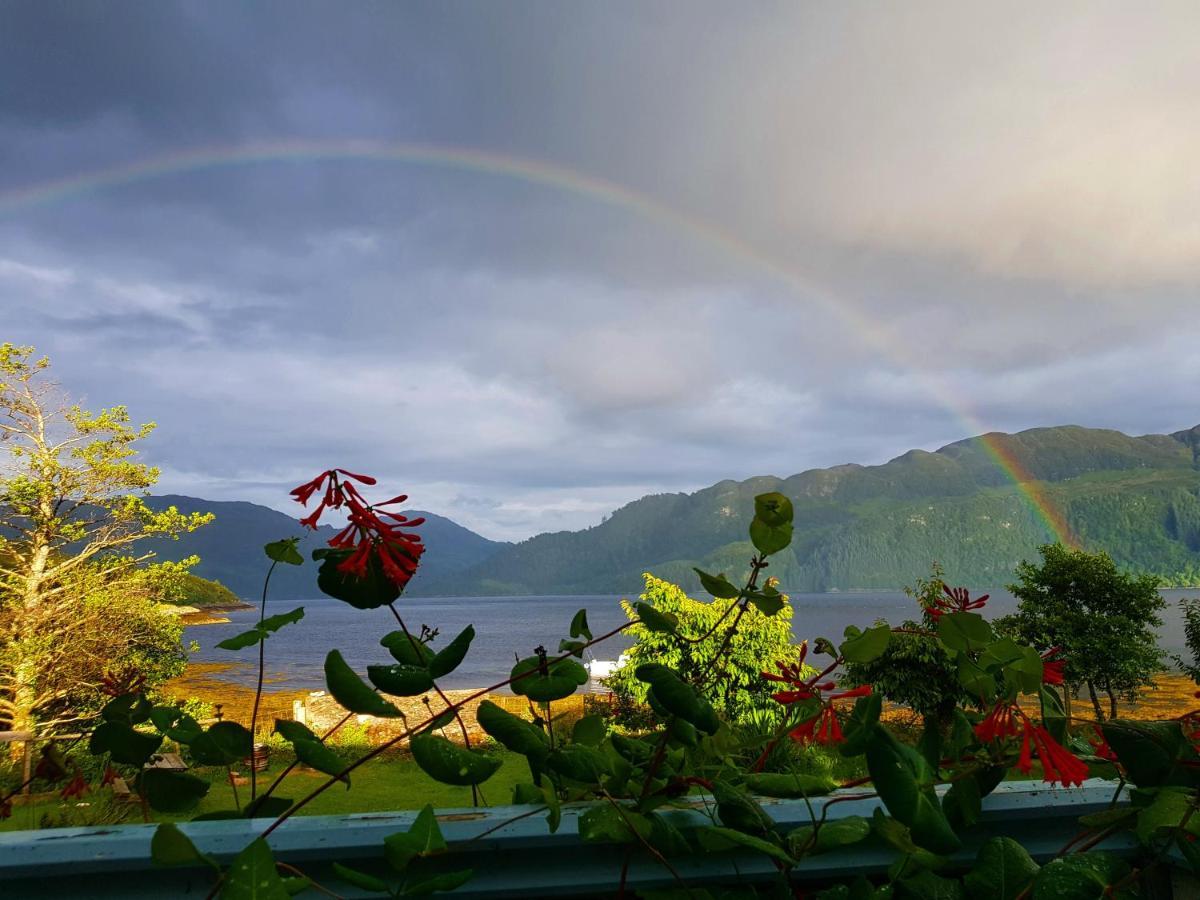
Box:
184 590 1200 692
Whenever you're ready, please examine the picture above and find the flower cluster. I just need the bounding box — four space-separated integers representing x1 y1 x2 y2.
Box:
975 700 1089 787
923 584 989 620
1041 647 1065 685
291 469 425 589
763 643 872 746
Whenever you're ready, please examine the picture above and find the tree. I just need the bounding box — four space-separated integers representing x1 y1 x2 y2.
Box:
998 542 1164 721
1170 597 1200 684
607 572 796 725
0 343 211 733
843 562 967 728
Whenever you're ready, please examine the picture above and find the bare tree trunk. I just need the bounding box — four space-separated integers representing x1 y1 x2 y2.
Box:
1086 680 1105 721
1106 687 1119 721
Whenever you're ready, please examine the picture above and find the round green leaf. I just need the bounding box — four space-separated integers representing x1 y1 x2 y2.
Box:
315 548 401 609
264 538 304 566
510 655 589 702
325 649 401 717
381 630 436 666
138 769 210 813
964 837 1039 900
367 664 435 697
90 721 163 767
409 733 501 786
754 492 794 527
634 602 679 633
429 625 474 679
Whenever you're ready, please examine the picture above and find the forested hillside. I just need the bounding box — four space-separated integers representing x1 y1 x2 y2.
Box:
419 424 1200 595
143 496 508 600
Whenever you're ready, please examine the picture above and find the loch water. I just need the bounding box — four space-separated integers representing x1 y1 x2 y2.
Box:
183 589 1200 692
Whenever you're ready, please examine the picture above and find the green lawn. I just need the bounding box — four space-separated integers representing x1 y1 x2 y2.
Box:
1 750 534 833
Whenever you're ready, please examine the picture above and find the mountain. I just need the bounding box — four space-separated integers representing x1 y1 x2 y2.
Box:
143 495 508 601
415 423 1200 596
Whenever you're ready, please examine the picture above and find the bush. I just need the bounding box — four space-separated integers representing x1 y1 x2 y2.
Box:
606 573 796 726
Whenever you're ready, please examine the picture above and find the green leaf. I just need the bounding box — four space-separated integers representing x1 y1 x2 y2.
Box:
743 772 837 798
138 769 210 813
870 810 948 871
840 691 883 757
696 826 795 865
292 738 349 785
569 608 593 641
693 568 741 599
90 721 163 766
964 837 1038 900
634 602 679 633
272 719 317 743
840 624 891 664
578 803 652 844
259 607 305 633
571 714 606 747
635 664 720 734
282 877 310 896
101 693 152 725
368 664 435 697
325 649 401 717
546 745 613 785
402 869 474 896
150 823 217 870
1101 720 1200 788
220 838 290 900
895 869 965 900
749 517 793 555
558 639 587 657
510 655 589 702
264 538 304 566
936 612 994 652
787 816 871 855
864 725 960 854
315 548 403 609
332 863 390 893
149 706 204 743
1135 787 1200 844
410 733 501 786
754 491 794 527
475 700 549 763
1031 852 1130 900
429 625 474 679
216 629 264 651
1006 646 1044 694
189 721 253 766
384 804 447 871
381 630 436 666
712 780 775 837
746 586 787 616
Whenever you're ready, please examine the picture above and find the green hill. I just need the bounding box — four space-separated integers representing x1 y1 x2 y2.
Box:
143 496 508 601
418 423 1200 595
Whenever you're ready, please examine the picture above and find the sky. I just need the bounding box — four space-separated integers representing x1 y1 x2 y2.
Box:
2 2 1198 542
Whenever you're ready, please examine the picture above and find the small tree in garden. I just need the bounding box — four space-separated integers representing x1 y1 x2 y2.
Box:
0 344 211 733
1172 597 1200 683
1001 542 1164 721
843 562 967 728
606 571 796 725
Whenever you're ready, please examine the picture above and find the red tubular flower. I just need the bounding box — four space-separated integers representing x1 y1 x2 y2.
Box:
101 666 146 697
1026 724 1089 787
1041 647 1066 685
292 470 426 590
975 701 1021 743
60 773 88 800
767 647 870 748
100 766 119 787
925 584 990 620
1088 725 1118 762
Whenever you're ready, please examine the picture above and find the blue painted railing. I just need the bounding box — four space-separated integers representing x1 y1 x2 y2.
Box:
0 780 1175 898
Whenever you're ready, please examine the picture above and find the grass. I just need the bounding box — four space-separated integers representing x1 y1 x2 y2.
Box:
1 749 534 833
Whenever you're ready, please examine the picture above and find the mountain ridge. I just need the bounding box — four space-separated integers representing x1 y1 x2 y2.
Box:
147 422 1200 598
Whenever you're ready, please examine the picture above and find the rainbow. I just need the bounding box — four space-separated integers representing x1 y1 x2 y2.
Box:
0 139 1075 547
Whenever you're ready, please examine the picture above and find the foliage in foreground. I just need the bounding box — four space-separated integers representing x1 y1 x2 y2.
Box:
5 463 1200 898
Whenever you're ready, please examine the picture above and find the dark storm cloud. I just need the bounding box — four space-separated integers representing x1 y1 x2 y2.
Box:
1 2 1198 539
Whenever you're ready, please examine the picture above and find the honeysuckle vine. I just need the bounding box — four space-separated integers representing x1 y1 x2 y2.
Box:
15 474 1200 899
